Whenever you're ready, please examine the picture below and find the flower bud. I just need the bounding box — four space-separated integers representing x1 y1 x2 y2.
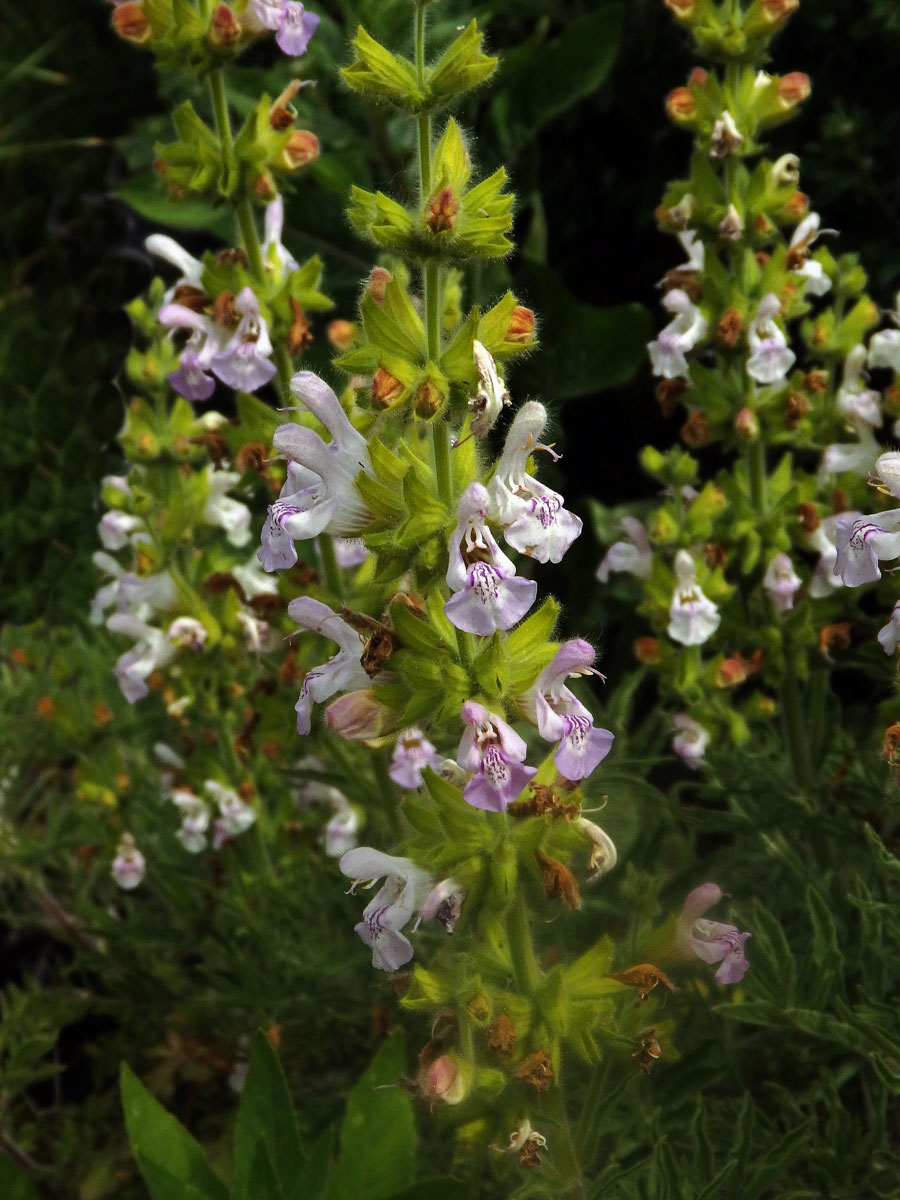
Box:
506 306 536 344
325 690 394 741
782 191 809 218
113 3 151 44
423 1054 467 1105
687 67 708 88
253 171 277 201
209 3 241 47
413 376 446 419
287 299 312 354
716 307 743 348
666 88 697 124
282 130 319 170
425 187 460 234
371 367 406 409
882 722 900 764
709 111 743 158
367 267 391 306
655 378 687 417
818 621 852 659
795 502 820 533
760 0 799 25
734 407 759 439
327 320 356 352
718 204 744 242
634 637 662 665
784 391 810 428
777 72 810 109
664 0 695 20
772 153 800 186
681 409 709 447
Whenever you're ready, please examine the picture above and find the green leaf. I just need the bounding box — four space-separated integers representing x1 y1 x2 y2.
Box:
428 21 497 105
324 1035 415 1200
232 1032 305 1200
516 262 652 398
120 1064 229 1200
491 5 623 156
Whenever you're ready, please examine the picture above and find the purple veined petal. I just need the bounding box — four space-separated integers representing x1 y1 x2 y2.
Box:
289 596 362 654
504 488 583 564
713 933 751 984
258 491 335 572
169 358 216 402
680 882 723 924
444 564 537 635
252 0 283 31
276 3 320 55
553 715 614 781
389 728 442 789
534 690 568 743
211 340 277 393
289 371 369 462
463 751 536 812
354 914 415 972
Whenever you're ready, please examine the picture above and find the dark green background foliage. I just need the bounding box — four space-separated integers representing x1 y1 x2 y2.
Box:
2 0 900 1197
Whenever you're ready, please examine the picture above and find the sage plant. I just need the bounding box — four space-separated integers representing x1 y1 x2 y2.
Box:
100 0 755 1193
600 0 899 791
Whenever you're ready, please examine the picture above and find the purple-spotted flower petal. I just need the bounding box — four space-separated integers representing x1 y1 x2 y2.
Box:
746 293 795 385
389 728 443 789
457 701 536 812
672 713 709 769
677 883 751 985
444 482 537 635
339 847 434 972
833 509 900 587
648 288 708 380
210 287 277 393
288 598 370 734
488 403 582 564
521 640 613 782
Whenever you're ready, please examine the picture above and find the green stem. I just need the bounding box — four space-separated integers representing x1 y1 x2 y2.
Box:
317 531 343 599
746 436 767 517
505 883 538 993
236 197 268 281
208 67 234 160
432 408 452 506
539 1085 584 1199
779 668 816 792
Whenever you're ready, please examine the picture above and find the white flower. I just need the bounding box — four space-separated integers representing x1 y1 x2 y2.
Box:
145 234 204 302
167 617 208 652
597 516 653 582
806 513 863 597
746 294 795 385
468 340 510 437
172 789 211 853
709 110 743 158
819 424 881 482
648 289 708 380
577 818 617 881
203 470 252 547
836 345 882 429
107 613 176 703
339 847 435 972
788 213 833 297
763 553 802 614
873 452 900 499
667 550 720 646
112 833 146 890
674 230 704 273
877 601 900 655
672 714 709 769
204 780 257 842
288 598 370 735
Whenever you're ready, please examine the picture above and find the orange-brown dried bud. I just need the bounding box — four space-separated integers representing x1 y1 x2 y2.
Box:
269 80 301 129
810 321 830 349
514 1049 554 1093
882 722 900 763
204 571 246 600
687 66 708 87
425 186 460 234
754 214 774 236
414 377 445 419
831 487 850 513
506 306 536 345
795 502 820 533
371 367 405 409
360 628 400 678
819 621 852 658
784 391 810 428
802 369 827 394
755 251 771 270
261 739 283 760
171 284 209 313
703 540 727 568
666 88 697 123
116 772 131 792
884 384 900 413
778 72 810 108
734 407 759 440
486 1014 517 1061
633 1028 663 1074
783 191 809 218
216 247 249 269
213 290 239 329
634 636 662 665
761 0 799 24
279 647 302 685
209 3 241 47
664 0 695 19
327 319 356 352
283 130 319 170
680 409 709 447
253 171 277 202
663 270 702 301
92 703 114 728
534 848 581 910
189 431 230 464
716 307 742 348
367 267 391 305
656 377 687 417
147 672 166 692
609 963 676 1003
10 648 30 667
113 2 151 44
287 298 312 355
714 652 761 689
36 697 56 720
235 442 269 474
